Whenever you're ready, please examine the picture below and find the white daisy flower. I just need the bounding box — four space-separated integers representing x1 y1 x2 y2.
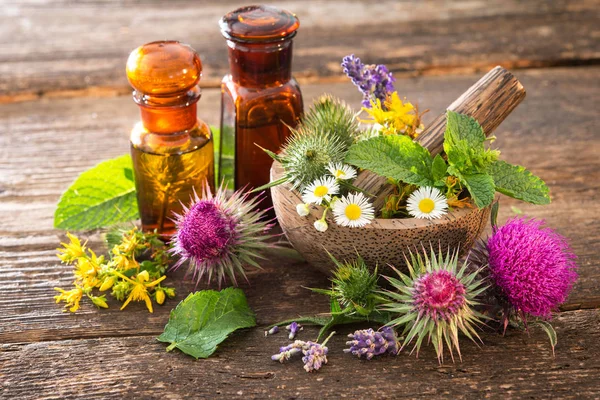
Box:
332 193 375 228
406 187 449 220
314 219 328 232
327 163 357 181
302 177 339 205
296 203 310 217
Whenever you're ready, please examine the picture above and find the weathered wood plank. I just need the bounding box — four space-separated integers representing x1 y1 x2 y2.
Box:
0 0 599 101
1 309 599 399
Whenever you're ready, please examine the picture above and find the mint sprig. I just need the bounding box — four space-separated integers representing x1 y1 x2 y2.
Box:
158 288 256 359
54 155 138 230
345 110 550 209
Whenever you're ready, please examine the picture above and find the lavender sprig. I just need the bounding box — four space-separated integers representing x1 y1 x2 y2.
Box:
264 326 279 337
271 332 335 372
341 54 395 108
344 326 399 360
286 322 303 339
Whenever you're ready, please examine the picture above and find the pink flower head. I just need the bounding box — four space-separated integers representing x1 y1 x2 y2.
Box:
170 183 274 287
413 269 467 321
487 217 577 318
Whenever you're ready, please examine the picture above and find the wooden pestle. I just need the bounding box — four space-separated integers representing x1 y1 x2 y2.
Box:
353 66 526 210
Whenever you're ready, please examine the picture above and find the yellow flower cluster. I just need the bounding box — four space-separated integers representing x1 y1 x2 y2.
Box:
361 91 426 139
54 228 175 313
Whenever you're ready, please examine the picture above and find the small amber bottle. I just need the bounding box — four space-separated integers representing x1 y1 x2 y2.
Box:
219 5 303 208
126 41 214 238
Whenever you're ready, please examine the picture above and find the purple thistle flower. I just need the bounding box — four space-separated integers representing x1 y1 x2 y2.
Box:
379 248 486 363
341 54 395 108
413 269 467 322
486 217 578 319
344 326 399 360
169 183 275 288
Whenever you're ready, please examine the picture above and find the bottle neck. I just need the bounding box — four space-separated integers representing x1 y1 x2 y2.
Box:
134 86 201 133
227 40 293 87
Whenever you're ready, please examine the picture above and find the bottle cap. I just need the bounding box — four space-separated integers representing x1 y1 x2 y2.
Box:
219 5 299 43
126 41 202 96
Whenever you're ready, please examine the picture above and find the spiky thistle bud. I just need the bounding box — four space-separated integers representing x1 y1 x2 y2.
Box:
379 247 487 364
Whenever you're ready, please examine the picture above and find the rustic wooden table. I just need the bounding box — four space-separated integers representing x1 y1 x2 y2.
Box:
1 1 599 398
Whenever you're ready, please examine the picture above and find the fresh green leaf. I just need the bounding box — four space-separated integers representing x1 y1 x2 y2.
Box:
534 320 557 356
487 160 550 205
452 170 496 208
444 111 499 174
158 288 256 359
345 135 434 186
431 154 448 184
490 201 500 228
54 155 139 230
445 110 486 151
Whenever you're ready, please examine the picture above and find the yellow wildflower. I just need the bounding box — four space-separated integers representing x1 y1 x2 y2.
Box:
74 249 104 289
111 249 136 271
117 270 166 313
57 232 87 264
54 286 84 313
90 295 109 309
99 276 117 292
361 91 422 138
155 288 166 305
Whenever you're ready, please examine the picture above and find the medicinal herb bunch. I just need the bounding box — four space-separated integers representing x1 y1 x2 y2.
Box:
54 227 175 313
379 247 487 363
345 110 550 210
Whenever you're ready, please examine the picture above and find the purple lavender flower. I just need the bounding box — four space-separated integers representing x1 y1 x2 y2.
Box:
286 322 303 339
344 326 399 360
265 326 279 337
341 54 395 108
486 217 578 319
271 341 304 363
301 341 328 372
271 332 334 372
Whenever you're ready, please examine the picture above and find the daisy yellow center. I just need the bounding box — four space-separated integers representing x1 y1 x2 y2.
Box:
314 185 329 197
345 204 362 220
335 170 345 178
418 198 435 214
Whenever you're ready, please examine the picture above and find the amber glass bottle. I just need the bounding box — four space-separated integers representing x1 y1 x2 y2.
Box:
219 5 303 208
127 41 214 238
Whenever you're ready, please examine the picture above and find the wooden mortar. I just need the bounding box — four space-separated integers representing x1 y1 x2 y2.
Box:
353 66 526 210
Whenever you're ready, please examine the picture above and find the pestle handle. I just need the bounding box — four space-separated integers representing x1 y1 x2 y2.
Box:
354 66 526 210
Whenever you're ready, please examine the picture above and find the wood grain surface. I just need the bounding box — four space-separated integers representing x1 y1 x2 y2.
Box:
1 66 599 398
1 0 599 102
1 1 600 397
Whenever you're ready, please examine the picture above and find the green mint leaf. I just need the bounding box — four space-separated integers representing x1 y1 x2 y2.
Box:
158 288 256 359
54 155 139 230
431 154 448 183
444 111 499 174
487 160 550 205
450 168 496 208
345 135 434 187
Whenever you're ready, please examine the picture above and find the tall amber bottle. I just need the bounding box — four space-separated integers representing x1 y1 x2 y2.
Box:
127 41 214 238
218 5 303 208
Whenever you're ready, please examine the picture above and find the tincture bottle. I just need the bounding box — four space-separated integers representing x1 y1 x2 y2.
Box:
126 41 214 238
218 5 303 207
